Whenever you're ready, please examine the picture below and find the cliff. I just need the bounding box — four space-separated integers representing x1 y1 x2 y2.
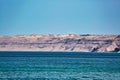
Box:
0 34 120 52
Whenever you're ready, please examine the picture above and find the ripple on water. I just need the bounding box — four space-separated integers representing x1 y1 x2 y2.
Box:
0 72 120 80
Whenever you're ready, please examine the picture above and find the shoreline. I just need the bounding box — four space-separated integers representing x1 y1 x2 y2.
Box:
0 51 119 53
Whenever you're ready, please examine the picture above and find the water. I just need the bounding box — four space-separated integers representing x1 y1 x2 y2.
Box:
0 52 120 80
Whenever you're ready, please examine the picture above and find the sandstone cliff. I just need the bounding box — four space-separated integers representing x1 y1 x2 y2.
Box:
0 34 120 52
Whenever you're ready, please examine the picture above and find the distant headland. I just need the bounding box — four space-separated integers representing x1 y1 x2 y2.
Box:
0 34 120 52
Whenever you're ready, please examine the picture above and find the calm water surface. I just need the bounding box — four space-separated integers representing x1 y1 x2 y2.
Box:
0 52 120 80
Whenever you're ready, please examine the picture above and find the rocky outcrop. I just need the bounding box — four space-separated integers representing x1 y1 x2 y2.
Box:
0 34 120 52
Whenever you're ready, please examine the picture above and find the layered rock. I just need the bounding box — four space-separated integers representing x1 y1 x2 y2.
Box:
0 34 120 52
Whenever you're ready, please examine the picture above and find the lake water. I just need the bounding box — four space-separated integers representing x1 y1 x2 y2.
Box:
0 52 120 80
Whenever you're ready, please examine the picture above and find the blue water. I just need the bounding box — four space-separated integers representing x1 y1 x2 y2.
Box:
0 52 120 80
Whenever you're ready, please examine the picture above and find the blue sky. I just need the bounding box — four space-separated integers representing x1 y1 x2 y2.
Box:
0 0 120 35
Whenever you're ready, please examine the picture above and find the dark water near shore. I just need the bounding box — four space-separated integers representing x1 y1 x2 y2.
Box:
0 52 120 80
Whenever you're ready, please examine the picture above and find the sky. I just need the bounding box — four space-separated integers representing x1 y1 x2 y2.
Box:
0 0 120 35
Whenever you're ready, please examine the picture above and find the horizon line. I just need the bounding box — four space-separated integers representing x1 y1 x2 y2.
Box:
0 33 119 36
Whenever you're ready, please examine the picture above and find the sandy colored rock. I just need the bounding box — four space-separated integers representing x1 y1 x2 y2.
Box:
0 34 120 52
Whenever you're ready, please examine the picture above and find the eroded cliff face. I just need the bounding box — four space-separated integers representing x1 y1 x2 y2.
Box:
0 34 120 52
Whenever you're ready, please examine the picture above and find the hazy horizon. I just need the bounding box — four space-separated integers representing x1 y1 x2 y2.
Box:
0 33 119 36
0 0 120 35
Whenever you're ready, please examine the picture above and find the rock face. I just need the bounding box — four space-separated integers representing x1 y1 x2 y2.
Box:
0 34 120 52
